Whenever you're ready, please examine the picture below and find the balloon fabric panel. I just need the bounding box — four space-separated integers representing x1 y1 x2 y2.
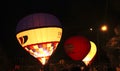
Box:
64 36 90 61
16 13 62 33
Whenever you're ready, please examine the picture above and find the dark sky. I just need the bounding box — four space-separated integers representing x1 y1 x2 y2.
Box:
1 0 120 64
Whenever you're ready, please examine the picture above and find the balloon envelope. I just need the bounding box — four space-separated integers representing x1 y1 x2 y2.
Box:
16 13 62 33
64 36 90 61
16 13 62 65
82 41 97 66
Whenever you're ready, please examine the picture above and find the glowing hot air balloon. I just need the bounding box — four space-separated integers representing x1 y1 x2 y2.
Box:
16 13 63 66
64 36 91 61
82 41 97 66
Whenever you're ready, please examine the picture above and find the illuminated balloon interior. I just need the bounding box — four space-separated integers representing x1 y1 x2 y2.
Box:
16 27 62 65
82 41 97 66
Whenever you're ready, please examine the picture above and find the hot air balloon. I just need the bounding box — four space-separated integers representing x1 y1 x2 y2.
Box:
82 41 97 66
64 36 91 61
16 13 63 67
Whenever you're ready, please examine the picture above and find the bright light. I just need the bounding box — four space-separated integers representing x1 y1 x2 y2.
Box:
101 25 108 32
89 28 93 31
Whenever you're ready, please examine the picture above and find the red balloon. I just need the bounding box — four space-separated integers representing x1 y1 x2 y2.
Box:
64 36 90 61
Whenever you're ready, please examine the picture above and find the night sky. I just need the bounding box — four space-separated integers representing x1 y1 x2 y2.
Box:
1 0 120 65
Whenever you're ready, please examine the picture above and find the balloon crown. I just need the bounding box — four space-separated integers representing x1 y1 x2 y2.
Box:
16 13 62 33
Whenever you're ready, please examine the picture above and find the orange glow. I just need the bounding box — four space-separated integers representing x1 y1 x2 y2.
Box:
82 41 97 66
101 25 108 32
16 27 62 65
24 42 58 65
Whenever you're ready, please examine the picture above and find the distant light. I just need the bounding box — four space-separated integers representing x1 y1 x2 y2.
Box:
101 25 108 32
90 28 93 31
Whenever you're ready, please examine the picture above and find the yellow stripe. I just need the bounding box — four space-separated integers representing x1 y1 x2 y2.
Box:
16 27 62 47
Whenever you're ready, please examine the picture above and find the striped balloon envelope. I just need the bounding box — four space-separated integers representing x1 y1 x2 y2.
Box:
16 13 63 65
